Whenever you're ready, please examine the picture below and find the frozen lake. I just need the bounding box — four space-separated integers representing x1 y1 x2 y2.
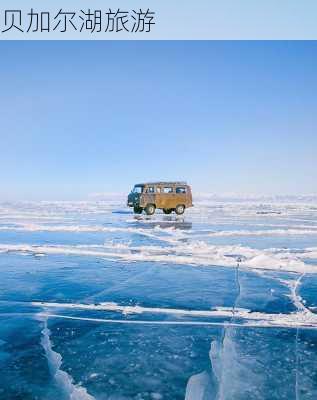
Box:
0 197 317 400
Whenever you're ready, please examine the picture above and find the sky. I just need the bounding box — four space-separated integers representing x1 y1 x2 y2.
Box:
0 41 316 200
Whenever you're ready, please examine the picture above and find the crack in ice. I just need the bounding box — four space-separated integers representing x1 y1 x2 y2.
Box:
215 259 242 400
39 317 95 400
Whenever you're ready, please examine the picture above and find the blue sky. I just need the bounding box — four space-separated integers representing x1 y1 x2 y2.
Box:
0 41 316 200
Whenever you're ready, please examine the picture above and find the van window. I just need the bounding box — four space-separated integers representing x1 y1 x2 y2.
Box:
133 186 143 193
176 187 186 194
146 186 155 193
163 187 173 193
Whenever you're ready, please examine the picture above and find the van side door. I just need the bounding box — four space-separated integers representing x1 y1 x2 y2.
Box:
141 186 156 207
161 186 175 209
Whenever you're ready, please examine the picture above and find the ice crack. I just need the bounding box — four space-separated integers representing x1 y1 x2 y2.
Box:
40 318 95 400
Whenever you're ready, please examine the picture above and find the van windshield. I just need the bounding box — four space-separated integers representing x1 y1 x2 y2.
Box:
132 186 143 194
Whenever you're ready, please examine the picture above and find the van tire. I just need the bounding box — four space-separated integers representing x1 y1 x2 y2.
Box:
133 206 143 214
163 208 172 214
145 204 156 215
175 204 185 215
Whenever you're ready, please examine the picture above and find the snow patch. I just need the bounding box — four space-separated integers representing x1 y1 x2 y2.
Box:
33 302 317 328
1 242 316 274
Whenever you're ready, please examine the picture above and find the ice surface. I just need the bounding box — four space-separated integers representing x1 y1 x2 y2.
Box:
0 198 317 399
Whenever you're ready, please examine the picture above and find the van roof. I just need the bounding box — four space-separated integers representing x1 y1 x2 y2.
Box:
135 181 188 186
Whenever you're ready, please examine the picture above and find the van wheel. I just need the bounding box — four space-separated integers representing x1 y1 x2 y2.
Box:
133 206 143 214
145 204 156 215
175 204 185 215
163 208 172 214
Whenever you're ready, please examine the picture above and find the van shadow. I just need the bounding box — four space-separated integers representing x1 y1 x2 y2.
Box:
130 215 192 230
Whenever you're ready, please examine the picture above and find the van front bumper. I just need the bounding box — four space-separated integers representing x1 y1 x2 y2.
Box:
127 193 141 207
127 199 141 207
